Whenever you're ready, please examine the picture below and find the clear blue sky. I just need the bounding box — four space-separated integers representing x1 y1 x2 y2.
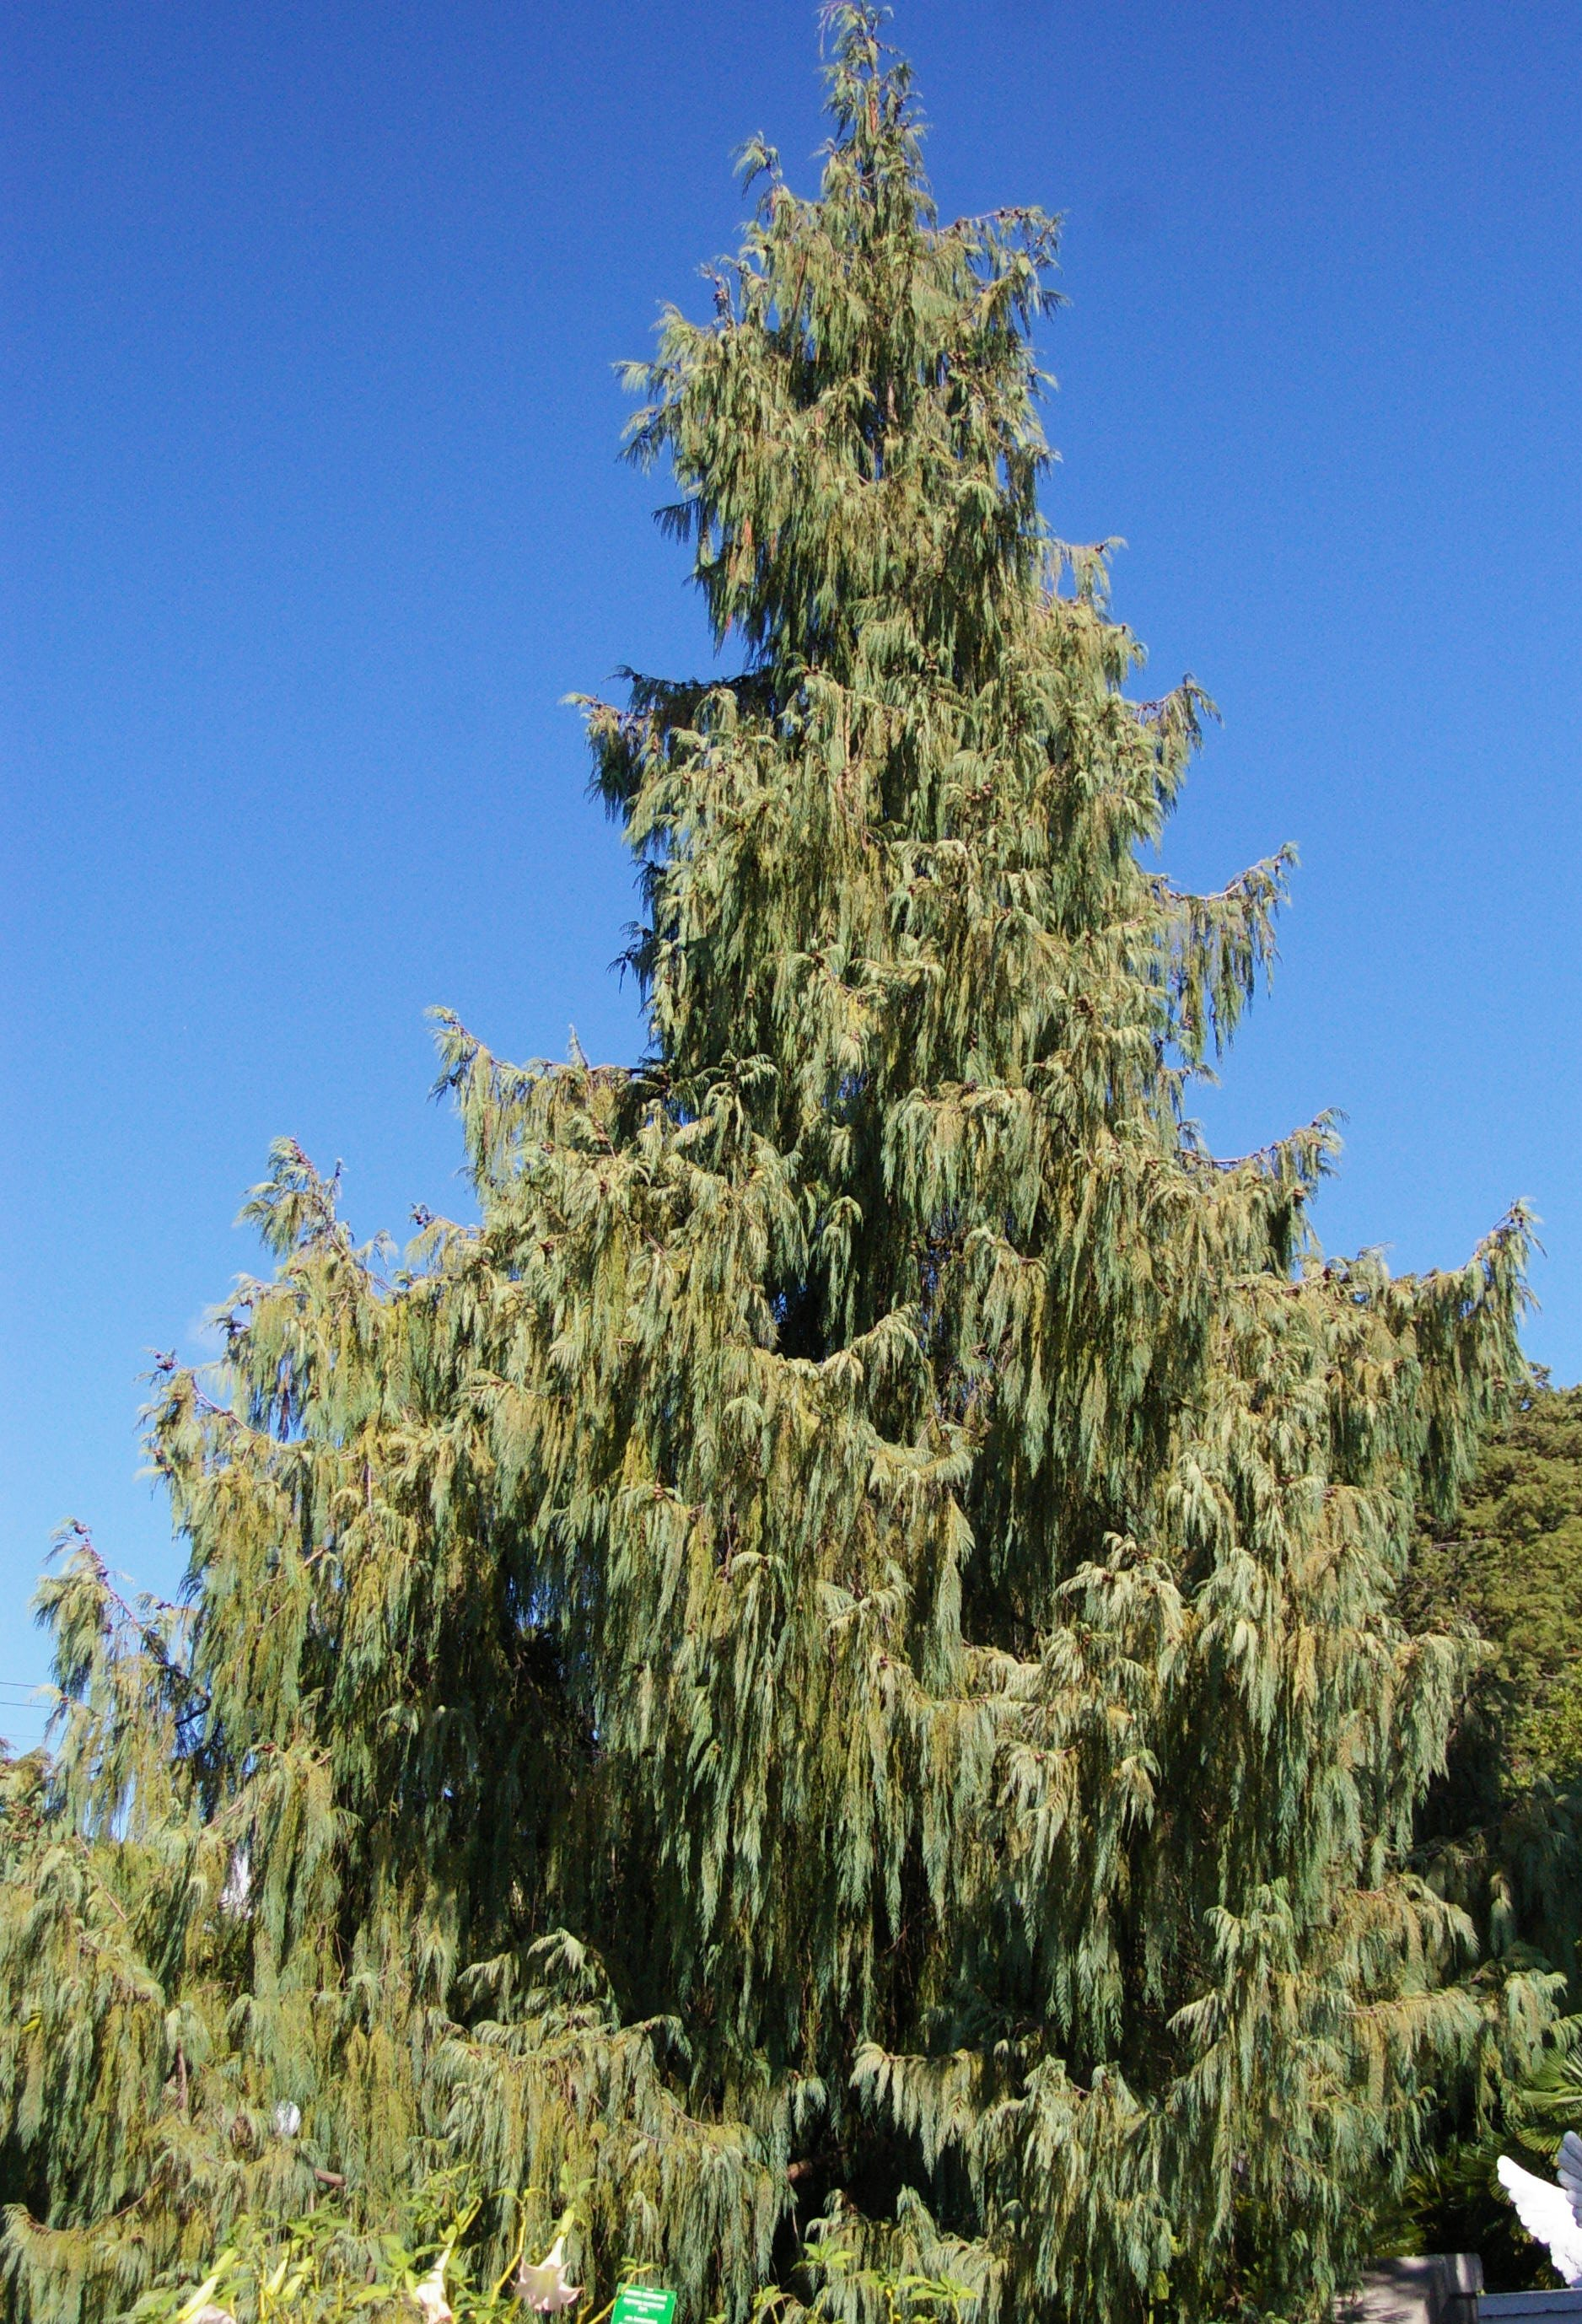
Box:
5 1 1579 1724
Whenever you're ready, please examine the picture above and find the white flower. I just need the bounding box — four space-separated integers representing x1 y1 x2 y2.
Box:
411 2256 455 2324
272 2101 301 2139
515 2235 581 2313
173 2266 235 2323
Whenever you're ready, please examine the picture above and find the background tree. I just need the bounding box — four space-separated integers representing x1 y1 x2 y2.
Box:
1380 1382 1582 2284
1408 1379 1582 1979
0 13 1547 2322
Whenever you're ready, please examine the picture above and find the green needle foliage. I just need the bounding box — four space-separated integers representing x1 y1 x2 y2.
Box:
0 13 1547 2321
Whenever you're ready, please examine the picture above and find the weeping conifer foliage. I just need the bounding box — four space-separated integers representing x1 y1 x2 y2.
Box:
0 14 1547 2321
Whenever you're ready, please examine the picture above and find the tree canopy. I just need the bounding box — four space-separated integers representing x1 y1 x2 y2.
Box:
0 13 1545 2323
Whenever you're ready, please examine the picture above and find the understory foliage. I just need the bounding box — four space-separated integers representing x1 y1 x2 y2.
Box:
0 13 1547 2321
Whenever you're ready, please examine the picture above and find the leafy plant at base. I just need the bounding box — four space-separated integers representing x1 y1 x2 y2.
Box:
0 11 1547 2321
126 2176 576 2324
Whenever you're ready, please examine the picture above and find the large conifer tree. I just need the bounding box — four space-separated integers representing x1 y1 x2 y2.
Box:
1 13 1546 2321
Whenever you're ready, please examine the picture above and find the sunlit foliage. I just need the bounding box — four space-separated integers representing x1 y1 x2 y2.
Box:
0 13 1544 2321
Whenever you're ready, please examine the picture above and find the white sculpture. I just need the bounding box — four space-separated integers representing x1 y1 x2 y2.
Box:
1497 2130 1582 2284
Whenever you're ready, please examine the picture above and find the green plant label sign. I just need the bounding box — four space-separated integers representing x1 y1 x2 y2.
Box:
611 2289 676 2324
